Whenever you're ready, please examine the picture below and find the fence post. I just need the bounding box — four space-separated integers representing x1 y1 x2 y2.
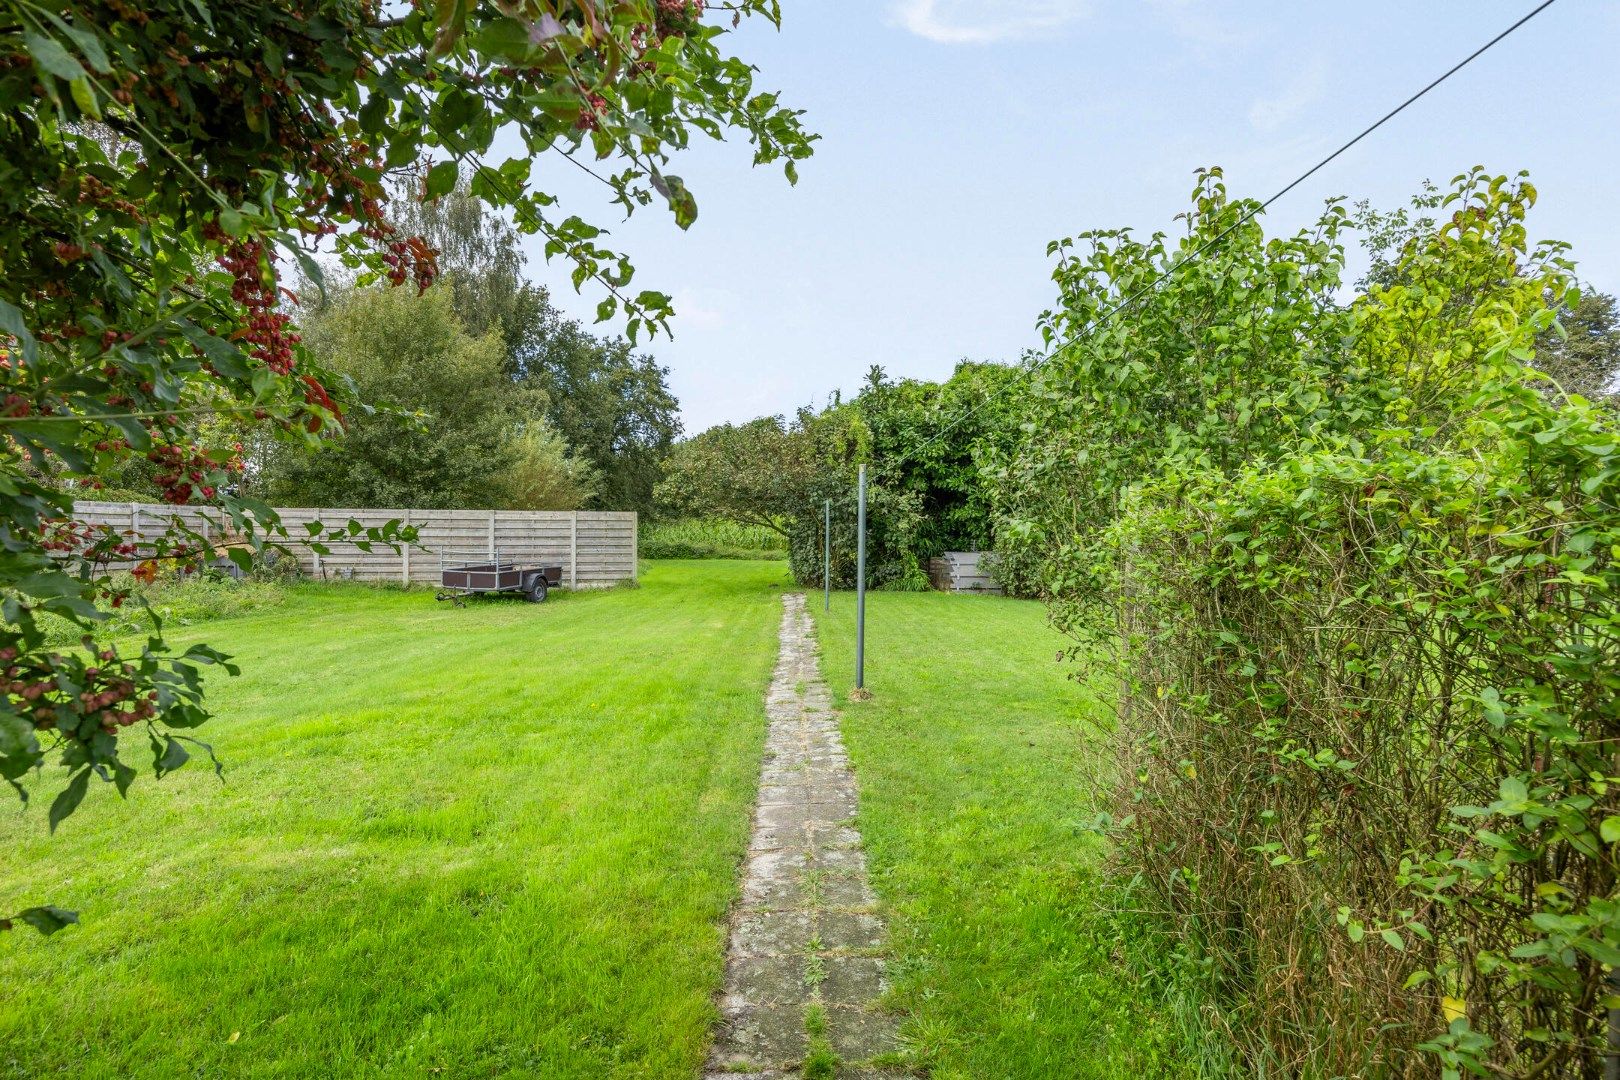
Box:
855 465 866 691
569 511 578 589
488 509 496 561
630 512 638 582
401 508 411 585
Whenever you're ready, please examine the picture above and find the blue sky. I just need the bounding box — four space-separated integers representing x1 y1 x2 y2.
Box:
512 1 1620 434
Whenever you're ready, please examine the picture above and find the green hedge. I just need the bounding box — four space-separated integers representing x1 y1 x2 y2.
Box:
998 169 1620 1074
1115 416 1619 1073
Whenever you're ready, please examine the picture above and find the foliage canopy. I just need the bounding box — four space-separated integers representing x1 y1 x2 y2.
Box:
0 0 808 928
997 168 1620 1075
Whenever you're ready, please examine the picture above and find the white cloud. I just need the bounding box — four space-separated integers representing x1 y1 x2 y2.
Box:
1146 0 1255 53
1248 60 1328 132
891 0 1088 45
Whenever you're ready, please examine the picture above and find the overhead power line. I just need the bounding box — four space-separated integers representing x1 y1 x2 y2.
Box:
891 0 1560 470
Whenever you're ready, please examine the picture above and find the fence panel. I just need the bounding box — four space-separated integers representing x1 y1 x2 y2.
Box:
69 501 638 587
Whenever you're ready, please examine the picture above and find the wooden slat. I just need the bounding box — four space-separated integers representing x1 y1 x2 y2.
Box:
69 501 636 587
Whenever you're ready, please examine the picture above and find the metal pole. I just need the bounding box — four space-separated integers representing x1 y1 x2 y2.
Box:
855 466 866 690
823 499 831 613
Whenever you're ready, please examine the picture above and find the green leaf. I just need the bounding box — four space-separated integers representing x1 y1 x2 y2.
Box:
431 0 473 55
153 736 189 778
1380 929 1406 951
469 16 533 62
112 758 136 798
0 298 39 364
69 76 102 119
425 159 459 201
1601 816 1620 844
23 30 87 82
650 170 698 229
357 91 388 134
177 321 250 379
47 768 90 833
44 15 110 72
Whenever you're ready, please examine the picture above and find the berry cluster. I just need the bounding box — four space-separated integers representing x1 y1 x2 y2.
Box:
299 137 437 292
2 645 158 735
205 227 301 376
39 520 113 556
654 0 706 38
144 443 240 505
380 233 437 291
75 174 144 222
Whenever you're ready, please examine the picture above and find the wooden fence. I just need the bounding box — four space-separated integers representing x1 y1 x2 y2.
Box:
926 551 1003 595
70 501 638 588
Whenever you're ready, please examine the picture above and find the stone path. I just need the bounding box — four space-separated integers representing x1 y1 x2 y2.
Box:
704 594 904 1079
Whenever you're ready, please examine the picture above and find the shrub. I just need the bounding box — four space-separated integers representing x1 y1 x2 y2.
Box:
1114 417 1619 1074
990 167 1354 607
1004 168 1620 1074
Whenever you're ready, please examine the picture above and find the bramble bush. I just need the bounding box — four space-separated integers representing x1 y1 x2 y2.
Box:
999 169 1620 1074
0 0 809 933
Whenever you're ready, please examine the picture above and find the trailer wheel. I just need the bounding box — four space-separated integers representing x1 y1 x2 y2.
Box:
525 577 548 603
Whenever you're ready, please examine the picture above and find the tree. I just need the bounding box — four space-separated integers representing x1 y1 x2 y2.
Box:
658 405 928 589
1353 187 1619 402
386 183 536 355
495 419 598 510
659 359 1029 591
857 360 1024 561
0 1 810 931
392 188 681 513
261 284 567 510
538 334 679 513
994 166 1355 601
1537 288 1620 401
657 415 817 537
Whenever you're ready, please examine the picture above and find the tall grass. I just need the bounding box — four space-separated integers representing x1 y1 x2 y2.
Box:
32 571 289 647
639 517 786 560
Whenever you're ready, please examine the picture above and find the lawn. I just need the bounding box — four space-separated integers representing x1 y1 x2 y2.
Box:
812 589 1224 1080
0 561 791 1079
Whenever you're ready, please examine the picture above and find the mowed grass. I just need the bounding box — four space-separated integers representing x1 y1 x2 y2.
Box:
812 590 1220 1079
0 560 792 1079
